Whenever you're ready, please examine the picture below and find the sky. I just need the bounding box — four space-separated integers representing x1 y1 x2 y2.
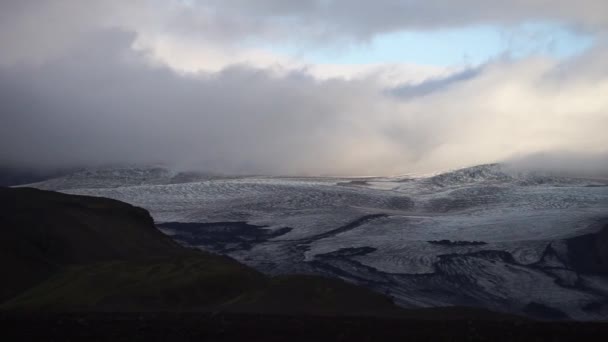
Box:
280 22 594 65
0 0 607 176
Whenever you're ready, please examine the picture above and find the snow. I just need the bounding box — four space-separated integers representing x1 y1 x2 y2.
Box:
27 164 608 319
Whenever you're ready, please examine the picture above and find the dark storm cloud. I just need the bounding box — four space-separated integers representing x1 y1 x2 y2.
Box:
0 30 417 175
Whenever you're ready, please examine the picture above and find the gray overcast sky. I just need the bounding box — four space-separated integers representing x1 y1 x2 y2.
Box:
0 1 607 176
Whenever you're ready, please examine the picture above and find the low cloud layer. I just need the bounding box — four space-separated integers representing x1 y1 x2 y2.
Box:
1 1 607 176
505 151 608 179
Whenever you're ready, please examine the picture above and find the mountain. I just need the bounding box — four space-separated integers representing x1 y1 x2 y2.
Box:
28 164 608 319
0 186 403 315
23 166 224 190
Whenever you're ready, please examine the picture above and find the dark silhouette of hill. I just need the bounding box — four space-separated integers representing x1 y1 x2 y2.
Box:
567 221 608 274
0 186 403 315
0 186 185 302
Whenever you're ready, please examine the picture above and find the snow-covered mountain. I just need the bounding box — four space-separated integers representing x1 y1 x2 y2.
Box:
26 164 608 319
25 166 229 190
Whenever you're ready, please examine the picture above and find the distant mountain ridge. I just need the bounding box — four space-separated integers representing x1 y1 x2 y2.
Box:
20 163 606 192
22 167 228 190
427 163 596 187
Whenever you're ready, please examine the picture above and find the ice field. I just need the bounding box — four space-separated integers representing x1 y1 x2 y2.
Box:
28 164 608 319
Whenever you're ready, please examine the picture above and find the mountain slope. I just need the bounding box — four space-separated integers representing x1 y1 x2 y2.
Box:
0 187 401 315
0 186 189 302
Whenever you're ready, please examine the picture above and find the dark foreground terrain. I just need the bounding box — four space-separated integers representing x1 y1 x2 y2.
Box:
2 186 608 340
2 312 608 341
0 186 400 315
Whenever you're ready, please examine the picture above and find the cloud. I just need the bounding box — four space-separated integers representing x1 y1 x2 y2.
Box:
1 28 607 176
504 151 608 179
170 1 608 41
2 1 606 68
0 30 408 175
0 1 607 176
0 0 125 65
388 67 483 99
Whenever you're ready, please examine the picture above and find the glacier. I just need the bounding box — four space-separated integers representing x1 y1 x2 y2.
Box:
26 164 608 319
